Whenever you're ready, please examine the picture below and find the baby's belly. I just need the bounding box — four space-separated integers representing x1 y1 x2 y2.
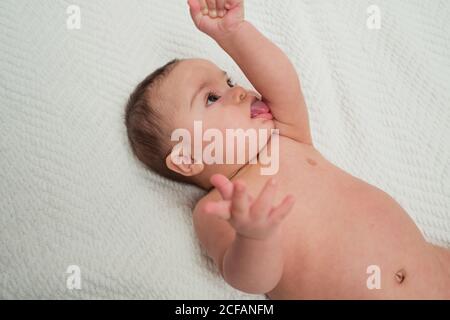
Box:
253 137 450 299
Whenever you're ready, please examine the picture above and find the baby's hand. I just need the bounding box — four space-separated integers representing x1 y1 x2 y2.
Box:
188 0 245 40
205 174 296 240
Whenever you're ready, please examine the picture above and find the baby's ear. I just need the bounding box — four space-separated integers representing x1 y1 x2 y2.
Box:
165 149 204 177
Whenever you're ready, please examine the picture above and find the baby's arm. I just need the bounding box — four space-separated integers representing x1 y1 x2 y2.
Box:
194 175 295 294
188 0 312 144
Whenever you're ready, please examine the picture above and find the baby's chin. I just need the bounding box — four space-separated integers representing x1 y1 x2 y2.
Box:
252 117 276 131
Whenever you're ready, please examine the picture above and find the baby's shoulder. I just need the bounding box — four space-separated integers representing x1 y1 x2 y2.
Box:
193 188 222 214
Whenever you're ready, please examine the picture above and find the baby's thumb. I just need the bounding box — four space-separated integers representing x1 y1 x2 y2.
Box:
188 0 202 23
225 0 243 10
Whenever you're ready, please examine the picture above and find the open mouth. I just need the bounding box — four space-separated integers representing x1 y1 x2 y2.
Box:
250 97 273 120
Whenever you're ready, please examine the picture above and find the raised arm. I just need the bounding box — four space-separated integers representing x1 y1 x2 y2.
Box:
188 0 312 144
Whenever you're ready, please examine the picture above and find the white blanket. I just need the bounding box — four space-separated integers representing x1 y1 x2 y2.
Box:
0 0 449 299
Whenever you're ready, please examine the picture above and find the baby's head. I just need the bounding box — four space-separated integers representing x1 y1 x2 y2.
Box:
125 58 274 189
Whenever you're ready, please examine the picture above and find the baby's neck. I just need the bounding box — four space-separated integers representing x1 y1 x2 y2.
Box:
201 134 280 191
200 163 253 192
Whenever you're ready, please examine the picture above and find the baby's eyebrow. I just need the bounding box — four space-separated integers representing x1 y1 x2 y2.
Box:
190 81 207 109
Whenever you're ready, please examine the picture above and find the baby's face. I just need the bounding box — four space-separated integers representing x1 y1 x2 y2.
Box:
159 58 275 164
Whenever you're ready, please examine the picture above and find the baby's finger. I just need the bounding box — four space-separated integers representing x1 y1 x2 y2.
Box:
210 174 233 200
188 0 202 21
198 0 208 15
251 178 277 217
231 180 249 217
268 195 296 224
225 0 243 10
204 200 231 220
206 0 217 17
216 0 226 17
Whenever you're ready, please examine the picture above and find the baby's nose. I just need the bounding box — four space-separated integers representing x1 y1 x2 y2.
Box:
229 86 248 104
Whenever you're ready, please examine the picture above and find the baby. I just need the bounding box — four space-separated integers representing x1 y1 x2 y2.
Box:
125 0 450 299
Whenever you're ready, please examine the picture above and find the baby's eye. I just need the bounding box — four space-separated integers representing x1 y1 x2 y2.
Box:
227 78 235 87
206 92 220 106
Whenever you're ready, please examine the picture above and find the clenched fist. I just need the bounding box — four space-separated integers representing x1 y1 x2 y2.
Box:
204 174 296 240
188 0 245 40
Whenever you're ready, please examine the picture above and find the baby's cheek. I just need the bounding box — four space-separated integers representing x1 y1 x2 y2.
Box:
207 112 235 129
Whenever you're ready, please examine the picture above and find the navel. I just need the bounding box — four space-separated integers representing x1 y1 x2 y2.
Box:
395 269 406 284
306 158 317 166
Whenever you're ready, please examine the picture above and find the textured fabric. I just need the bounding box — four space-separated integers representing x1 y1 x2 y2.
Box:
0 0 449 299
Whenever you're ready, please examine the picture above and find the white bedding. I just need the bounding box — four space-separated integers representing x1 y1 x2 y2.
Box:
0 0 449 299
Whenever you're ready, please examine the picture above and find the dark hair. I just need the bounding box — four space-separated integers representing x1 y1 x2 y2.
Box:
124 58 194 185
